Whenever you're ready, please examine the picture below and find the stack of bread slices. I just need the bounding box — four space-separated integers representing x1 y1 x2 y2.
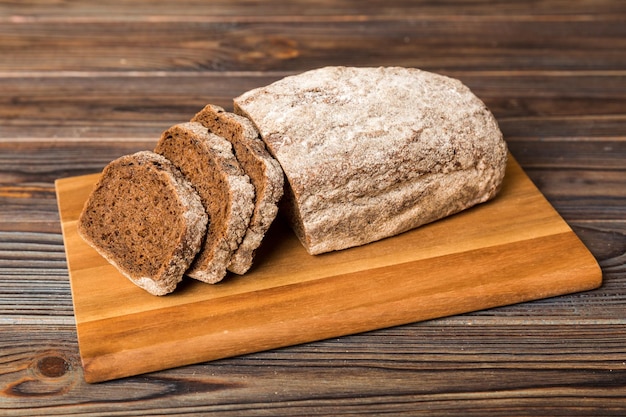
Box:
78 105 284 295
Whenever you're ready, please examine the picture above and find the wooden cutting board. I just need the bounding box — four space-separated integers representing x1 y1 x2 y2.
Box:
55 155 601 383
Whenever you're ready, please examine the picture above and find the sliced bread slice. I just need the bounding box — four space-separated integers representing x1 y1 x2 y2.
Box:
77 151 208 296
155 122 255 283
191 104 284 274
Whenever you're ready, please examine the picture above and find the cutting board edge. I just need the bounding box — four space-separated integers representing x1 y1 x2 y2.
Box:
81 273 602 384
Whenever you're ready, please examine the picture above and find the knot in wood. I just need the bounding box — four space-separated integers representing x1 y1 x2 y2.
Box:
37 355 69 378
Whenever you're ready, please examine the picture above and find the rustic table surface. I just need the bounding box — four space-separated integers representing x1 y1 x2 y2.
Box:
1 1 625 415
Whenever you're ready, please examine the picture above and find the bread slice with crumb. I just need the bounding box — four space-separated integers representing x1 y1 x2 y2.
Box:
77 151 208 296
191 104 284 274
155 122 255 283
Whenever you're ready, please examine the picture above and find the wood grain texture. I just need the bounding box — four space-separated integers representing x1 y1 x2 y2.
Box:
1 0 625 414
55 157 601 383
3 71 626 139
4 0 625 18
2 18 625 72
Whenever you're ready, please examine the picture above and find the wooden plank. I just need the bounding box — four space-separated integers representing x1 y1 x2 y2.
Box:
3 322 626 414
55 156 601 383
3 0 625 19
2 72 625 139
1 17 625 72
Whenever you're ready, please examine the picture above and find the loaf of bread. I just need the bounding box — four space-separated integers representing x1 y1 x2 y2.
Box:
77 66 508 295
191 104 284 274
77 151 208 296
234 66 508 255
155 122 255 284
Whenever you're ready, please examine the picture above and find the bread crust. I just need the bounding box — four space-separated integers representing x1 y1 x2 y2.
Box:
192 104 284 274
235 66 508 254
77 151 208 295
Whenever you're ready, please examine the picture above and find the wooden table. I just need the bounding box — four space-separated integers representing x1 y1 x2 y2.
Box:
1 1 625 415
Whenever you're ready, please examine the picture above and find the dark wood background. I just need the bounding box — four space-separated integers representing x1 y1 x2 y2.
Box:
1 1 625 415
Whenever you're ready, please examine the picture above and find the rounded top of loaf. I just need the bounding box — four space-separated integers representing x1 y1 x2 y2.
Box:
235 66 506 195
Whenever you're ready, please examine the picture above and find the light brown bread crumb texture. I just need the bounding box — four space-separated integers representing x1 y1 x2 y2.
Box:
155 122 255 283
192 104 284 274
235 66 508 255
77 151 208 296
